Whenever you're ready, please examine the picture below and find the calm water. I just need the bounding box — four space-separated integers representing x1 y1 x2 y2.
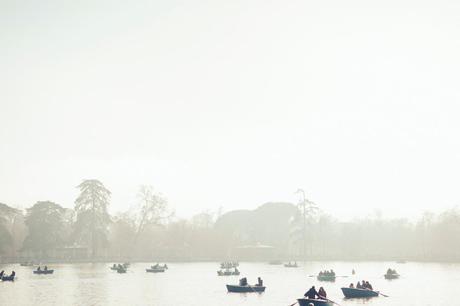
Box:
0 261 459 306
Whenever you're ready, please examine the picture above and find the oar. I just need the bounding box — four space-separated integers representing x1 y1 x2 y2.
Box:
378 291 389 297
325 298 342 306
287 301 298 306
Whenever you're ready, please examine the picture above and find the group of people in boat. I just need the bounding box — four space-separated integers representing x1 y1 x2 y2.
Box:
238 277 263 287
113 264 126 271
36 266 49 271
0 270 15 279
318 269 335 277
221 261 238 269
152 263 168 269
386 268 398 275
349 280 373 290
304 286 327 299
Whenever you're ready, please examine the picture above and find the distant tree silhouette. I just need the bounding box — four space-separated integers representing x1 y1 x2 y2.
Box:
22 201 66 257
74 179 111 258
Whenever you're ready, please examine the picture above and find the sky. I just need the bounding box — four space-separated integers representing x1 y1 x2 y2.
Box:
1 0 460 220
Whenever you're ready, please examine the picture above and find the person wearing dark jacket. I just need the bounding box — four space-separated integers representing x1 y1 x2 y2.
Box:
304 286 319 299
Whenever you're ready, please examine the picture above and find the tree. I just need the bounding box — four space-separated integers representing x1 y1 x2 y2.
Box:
133 185 172 243
0 203 21 255
74 179 111 258
22 201 66 257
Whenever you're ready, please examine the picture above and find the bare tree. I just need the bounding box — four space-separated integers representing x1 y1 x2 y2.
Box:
133 185 173 244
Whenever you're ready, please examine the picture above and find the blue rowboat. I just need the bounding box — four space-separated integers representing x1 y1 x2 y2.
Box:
1 276 15 282
226 284 265 293
297 298 333 306
341 287 379 298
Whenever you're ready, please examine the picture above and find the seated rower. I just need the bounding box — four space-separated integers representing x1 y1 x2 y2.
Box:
318 287 327 299
37 266 41 271
356 281 362 289
304 286 319 299
366 281 373 290
349 283 354 288
257 277 263 286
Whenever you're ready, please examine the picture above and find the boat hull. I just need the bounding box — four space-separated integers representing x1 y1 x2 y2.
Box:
146 268 165 273
33 270 54 274
297 298 333 306
317 275 336 282
1 276 15 282
226 284 265 293
218 271 240 276
341 287 379 298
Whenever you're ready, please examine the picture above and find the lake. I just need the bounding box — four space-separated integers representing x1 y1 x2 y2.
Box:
0 261 458 305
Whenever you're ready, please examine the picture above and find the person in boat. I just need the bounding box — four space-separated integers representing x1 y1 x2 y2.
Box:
257 277 263 286
361 280 367 289
10 271 16 278
330 269 335 276
304 286 319 299
0 270 4 278
318 287 327 299
44 266 48 271
37 266 41 271
365 281 373 290
239 277 248 286
349 283 354 288
356 281 362 289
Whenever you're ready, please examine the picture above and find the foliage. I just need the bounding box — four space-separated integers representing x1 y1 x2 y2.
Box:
0 203 20 254
22 201 66 254
74 179 111 257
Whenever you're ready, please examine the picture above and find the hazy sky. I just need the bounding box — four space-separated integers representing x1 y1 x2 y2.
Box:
2 0 460 220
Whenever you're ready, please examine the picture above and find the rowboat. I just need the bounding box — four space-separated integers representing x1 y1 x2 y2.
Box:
226 284 265 293
384 273 400 279
146 268 165 273
284 263 298 268
116 268 127 273
297 298 333 306
33 270 54 274
217 270 240 276
1 275 15 282
317 275 336 282
341 287 379 298
20 262 34 267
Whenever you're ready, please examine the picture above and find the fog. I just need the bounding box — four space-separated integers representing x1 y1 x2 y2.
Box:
2 0 460 262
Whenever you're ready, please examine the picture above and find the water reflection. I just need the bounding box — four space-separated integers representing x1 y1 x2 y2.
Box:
0 261 459 306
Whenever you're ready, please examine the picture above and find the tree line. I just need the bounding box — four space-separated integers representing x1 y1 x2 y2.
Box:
1 180 460 262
